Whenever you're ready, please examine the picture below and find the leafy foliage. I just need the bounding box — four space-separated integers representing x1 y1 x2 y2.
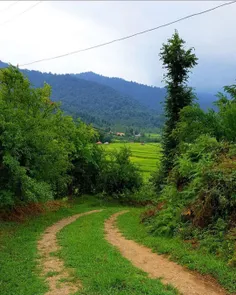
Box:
0 66 143 209
0 66 70 207
148 81 236 265
101 147 143 197
160 30 198 174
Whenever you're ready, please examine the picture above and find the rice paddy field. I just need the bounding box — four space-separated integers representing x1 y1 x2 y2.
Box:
103 142 162 180
146 133 162 141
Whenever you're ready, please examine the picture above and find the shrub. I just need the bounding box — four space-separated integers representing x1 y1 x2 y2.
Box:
129 183 158 204
101 147 142 197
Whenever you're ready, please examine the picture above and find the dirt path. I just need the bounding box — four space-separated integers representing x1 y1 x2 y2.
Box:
38 209 103 295
105 211 228 295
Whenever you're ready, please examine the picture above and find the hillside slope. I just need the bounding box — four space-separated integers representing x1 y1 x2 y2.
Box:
76 72 217 111
75 72 165 111
0 61 161 129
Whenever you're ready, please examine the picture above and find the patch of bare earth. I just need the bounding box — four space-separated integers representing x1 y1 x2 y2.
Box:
105 211 229 295
38 210 103 295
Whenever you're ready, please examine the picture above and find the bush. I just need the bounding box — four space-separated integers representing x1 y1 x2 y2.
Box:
128 183 158 204
151 162 166 193
101 147 142 197
70 143 106 195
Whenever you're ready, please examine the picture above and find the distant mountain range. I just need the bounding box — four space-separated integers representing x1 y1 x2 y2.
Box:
75 72 218 111
74 72 166 111
0 60 218 130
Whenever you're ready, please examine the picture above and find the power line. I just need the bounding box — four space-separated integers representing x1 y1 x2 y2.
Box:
0 1 42 27
0 1 20 13
19 0 236 67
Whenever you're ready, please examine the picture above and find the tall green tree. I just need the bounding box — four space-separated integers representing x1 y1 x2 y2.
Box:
0 66 103 208
160 30 198 175
0 66 142 209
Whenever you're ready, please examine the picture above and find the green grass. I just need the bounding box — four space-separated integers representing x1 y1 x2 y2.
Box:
58 208 178 295
0 198 176 295
146 133 161 140
0 197 104 295
103 142 162 180
1 198 235 294
117 209 236 294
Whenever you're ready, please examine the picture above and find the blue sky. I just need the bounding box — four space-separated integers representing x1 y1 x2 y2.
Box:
1 1 235 92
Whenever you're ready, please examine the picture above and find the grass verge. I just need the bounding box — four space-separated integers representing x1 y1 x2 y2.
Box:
117 209 236 294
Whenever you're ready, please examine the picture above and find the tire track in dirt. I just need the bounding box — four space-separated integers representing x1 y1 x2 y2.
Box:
105 210 228 295
38 209 103 295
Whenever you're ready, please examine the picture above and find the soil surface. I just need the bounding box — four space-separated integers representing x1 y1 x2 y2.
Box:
105 210 228 295
38 209 103 295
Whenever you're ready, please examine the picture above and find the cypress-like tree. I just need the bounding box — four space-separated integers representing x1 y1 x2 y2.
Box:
160 30 198 175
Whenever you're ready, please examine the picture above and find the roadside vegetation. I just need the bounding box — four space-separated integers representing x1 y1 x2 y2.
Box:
146 89 236 269
141 30 236 284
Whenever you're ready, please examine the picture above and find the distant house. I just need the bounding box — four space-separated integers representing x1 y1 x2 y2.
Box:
135 133 141 137
104 142 109 145
96 141 102 145
116 132 125 136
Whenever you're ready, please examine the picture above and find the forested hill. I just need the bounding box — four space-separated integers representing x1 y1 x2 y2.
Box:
0 61 216 129
0 61 161 129
75 72 166 111
76 72 217 111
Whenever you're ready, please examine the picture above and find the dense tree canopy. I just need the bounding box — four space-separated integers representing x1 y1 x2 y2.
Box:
76 71 217 112
0 66 142 210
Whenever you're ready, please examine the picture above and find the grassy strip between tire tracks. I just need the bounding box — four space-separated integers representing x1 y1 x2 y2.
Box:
57 208 178 295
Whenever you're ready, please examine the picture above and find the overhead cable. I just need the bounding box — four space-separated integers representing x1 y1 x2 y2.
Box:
0 1 42 27
0 1 20 13
19 1 236 67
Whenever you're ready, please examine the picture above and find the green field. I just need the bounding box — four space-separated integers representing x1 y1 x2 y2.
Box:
103 142 162 180
146 133 161 140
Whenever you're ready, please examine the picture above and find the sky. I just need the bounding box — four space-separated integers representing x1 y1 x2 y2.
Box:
0 1 236 92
